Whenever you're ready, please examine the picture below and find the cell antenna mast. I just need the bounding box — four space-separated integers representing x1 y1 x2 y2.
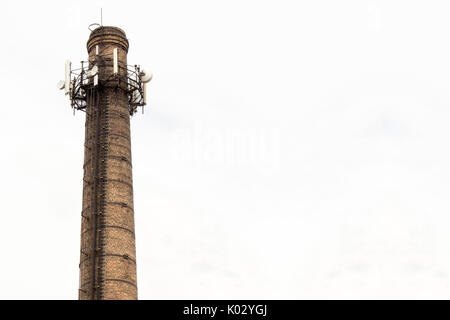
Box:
58 25 153 300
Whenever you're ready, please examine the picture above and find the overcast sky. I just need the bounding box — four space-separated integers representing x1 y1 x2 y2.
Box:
2 0 450 299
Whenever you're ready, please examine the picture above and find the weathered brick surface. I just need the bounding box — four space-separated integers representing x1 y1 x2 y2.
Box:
78 27 138 300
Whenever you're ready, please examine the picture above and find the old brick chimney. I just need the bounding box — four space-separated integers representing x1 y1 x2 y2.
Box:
78 26 138 300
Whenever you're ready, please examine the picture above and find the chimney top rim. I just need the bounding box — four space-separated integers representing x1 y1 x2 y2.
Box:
87 26 129 52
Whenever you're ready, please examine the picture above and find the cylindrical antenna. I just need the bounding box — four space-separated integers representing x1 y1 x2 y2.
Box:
65 60 71 95
101 8 103 26
113 48 118 74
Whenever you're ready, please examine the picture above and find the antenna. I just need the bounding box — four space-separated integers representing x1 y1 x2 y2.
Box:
143 83 147 104
140 69 153 83
86 65 98 78
113 48 118 74
101 8 103 26
57 80 65 90
65 60 71 95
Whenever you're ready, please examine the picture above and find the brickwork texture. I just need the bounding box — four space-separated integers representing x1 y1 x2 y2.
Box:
78 26 138 300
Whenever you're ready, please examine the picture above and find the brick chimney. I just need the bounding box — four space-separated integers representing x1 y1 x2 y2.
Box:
78 26 138 300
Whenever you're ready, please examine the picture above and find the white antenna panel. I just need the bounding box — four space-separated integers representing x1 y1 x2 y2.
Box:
92 65 98 76
96 45 99 55
87 65 98 78
65 60 71 95
143 83 147 104
140 69 153 83
113 48 118 74
57 80 65 90
94 74 98 86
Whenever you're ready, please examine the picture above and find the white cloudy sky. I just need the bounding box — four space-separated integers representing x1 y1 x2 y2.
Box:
1 0 450 299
